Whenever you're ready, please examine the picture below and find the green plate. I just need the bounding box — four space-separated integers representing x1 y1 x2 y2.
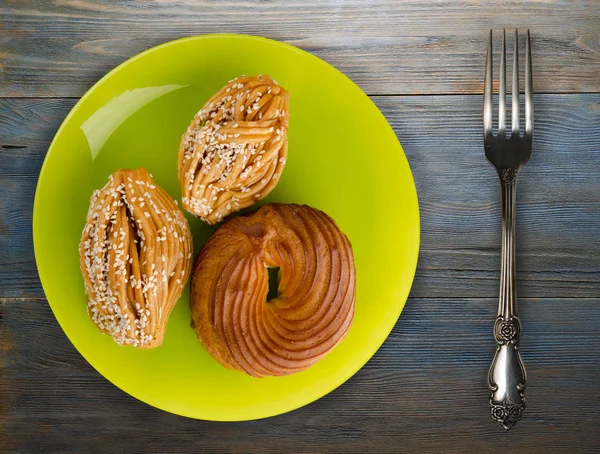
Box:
33 35 419 421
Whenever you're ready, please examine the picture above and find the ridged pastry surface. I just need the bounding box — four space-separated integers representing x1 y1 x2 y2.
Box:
79 168 193 348
178 75 289 224
190 203 355 377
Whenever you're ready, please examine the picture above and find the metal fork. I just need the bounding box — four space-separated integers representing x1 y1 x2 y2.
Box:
483 29 533 430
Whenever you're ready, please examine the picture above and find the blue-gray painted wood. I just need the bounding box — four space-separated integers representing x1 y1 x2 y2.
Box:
1 1 599 97
1 1 600 449
1 95 599 450
1 95 598 299
1 296 599 452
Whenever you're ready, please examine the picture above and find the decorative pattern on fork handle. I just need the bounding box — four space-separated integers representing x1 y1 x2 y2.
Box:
499 167 518 185
487 174 527 430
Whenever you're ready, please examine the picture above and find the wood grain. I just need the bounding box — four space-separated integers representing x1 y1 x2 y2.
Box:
1 95 598 299
1 0 599 97
1 296 599 452
2 2 600 447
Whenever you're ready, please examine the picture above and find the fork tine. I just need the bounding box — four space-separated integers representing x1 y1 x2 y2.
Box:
511 29 520 137
498 29 507 137
525 29 533 140
484 30 493 142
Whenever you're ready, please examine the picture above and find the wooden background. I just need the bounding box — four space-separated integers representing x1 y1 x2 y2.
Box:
1 1 599 452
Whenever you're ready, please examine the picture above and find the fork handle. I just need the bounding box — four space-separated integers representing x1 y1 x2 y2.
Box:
487 170 527 429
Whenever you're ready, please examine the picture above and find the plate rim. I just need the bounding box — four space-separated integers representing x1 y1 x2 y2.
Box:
33 33 420 421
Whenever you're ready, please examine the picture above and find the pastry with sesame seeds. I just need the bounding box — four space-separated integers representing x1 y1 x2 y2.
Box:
79 168 193 348
178 75 289 224
190 203 355 377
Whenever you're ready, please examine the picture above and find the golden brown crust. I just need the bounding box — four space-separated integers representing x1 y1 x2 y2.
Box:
178 75 289 224
79 168 193 348
190 203 355 377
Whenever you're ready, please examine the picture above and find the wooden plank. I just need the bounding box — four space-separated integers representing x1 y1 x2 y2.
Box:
1 94 599 299
1 0 599 97
377 93 600 299
0 99 75 298
2 297 599 452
